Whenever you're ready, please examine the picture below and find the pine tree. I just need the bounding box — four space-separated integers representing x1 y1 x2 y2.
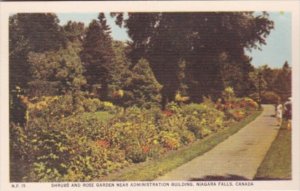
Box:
81 13 115 99
121 58 162 109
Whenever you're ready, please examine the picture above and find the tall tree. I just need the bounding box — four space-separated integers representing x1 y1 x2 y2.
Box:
81 13 115 99
220 54 255 97
259 64 276 91
108 41 131 91
273 61 292 101
62 21 85 43
112 12 274 107
9 13 65 91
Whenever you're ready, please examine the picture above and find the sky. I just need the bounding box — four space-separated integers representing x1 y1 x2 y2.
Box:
57 13 129 42
245 12 291 68
56 12 291 69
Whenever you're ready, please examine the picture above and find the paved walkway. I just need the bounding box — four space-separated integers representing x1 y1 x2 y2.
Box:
156 105 279 180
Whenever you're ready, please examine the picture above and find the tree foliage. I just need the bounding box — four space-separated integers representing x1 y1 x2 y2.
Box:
27 42 86 96
272 61 291 101
62 21 85 43
248 61 291 103
121 58 162 108
9 13 65 90
9 12 293 182
81 13 115 99
112 12 274 107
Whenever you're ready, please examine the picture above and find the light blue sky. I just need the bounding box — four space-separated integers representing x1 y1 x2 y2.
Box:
245 12 291 68
57 13 129 42
56 12 291 69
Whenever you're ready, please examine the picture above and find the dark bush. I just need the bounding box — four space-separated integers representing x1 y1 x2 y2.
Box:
125 144 147 163
261 91 281 104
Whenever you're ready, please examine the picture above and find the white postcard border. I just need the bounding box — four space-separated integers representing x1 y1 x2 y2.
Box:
1 1 299 191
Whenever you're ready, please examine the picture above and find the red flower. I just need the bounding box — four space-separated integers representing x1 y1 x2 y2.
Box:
95 140 110 149
162 110 173 117
142 145 150 154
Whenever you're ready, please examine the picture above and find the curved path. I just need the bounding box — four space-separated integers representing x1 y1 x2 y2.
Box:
156 105 279 180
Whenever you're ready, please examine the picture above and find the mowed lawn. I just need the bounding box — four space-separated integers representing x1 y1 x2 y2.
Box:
255 120 291 180
82 111 113 122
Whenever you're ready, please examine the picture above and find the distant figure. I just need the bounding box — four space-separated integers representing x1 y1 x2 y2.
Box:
276 103 283 126
284 97 292 130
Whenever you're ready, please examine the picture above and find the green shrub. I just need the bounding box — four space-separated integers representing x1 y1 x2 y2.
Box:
10 123 31 181
158 114 187 132
148 143 164 158
99 101 115 111
182 103 207 116
222 86 236 103
183 102 225 133
186 115 202 138
125 144 147 163
166 101 181 114
20 124 75 181
261 91 281 104
226 109 246 121
82 98 101 112
13 89 253 182
13 104 129 181
187 117 212 138
159 131 181 150
112 121 157 149
180 130 196 144
235 97 258 112
28 95 75 121
199 126 212 137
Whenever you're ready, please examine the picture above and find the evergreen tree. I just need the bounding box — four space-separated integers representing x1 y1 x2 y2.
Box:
121 58 162 109
81 13 115 99
273 61 291 101
108 41 131 91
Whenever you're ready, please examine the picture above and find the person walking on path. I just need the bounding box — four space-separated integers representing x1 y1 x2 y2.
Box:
276 103 283 126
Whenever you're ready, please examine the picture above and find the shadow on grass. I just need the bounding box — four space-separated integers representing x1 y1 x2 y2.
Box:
189 174 249 181
254 177 291 181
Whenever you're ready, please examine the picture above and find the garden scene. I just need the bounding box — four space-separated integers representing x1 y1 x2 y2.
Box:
9 12 291 182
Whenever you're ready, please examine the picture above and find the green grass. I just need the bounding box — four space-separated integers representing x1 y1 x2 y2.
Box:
82 111 113 122
102 110 262 181
254 120 291 180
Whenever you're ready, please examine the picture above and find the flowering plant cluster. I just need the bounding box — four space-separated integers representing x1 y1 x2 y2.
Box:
10 88 258 181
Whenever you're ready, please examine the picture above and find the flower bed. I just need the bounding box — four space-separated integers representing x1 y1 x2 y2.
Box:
10 94 258 181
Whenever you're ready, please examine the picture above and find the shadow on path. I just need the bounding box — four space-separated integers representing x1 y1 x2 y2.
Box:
189 174 249 181
254 177 291 181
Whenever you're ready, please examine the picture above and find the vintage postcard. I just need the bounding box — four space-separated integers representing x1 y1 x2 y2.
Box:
0 1 299 191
